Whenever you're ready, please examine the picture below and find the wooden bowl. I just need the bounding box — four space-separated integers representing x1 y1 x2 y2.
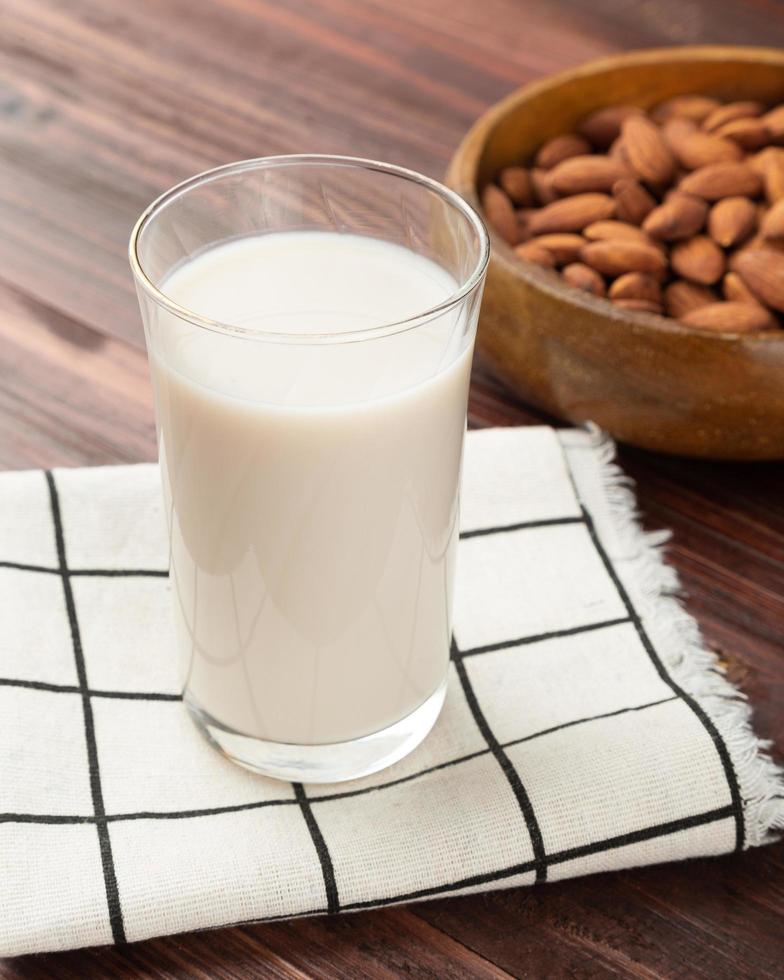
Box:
447 46 784 460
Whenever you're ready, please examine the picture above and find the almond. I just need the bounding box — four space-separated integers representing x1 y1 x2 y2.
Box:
723 271 766 306
561 262 605 296
612 178 657 224
748 146 784 176
535 134 591 169
703 101 764 132
608 272 662 303
612 298 664 314
499 167 535 206
608 136 627 162
707 196 757 247
672 131 743 169
762 105 784 142
714 118 771 151
527 233 585 264
514 242 556 268
530 167 559 205
735 232 784 256
761 198 784 239
516 208 534 242
621 114 676 185
678 162 762 200
661 117 698 155
664 280 717 317
651 95 720 124
509 98 784 327
481 185 518 245
643 191 708 240
528 193 615 234
578 105 640 148
583 220 654 244
580 239 668 277
548 155 629 194
763 153 784 203
681 301 776 332
670 235 725 284
733 248 784 312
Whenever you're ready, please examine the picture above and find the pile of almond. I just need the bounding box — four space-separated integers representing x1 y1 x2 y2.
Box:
481 95 784 332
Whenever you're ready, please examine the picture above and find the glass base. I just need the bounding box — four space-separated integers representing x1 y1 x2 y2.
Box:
185 678 447 784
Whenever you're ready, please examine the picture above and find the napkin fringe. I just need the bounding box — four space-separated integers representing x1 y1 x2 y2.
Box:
591 430 784 848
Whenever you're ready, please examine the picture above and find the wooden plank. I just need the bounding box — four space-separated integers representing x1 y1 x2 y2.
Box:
3 909 513 979
0 279 155 467
416 847 784 979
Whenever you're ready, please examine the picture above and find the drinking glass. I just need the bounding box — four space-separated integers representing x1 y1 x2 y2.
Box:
129 155 488 782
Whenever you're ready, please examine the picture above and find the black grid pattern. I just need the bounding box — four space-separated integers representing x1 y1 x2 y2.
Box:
0 456 744 946
44 471 125 944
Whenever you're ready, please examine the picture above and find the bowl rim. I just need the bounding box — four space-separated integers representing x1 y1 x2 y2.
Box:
447 44 784 346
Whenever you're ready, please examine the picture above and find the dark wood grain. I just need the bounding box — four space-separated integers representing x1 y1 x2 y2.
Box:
1 1 782 977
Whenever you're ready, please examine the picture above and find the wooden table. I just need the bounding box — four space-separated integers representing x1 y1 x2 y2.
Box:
2 0 783 975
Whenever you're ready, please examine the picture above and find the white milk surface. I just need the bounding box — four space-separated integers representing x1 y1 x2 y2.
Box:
152 232 471 745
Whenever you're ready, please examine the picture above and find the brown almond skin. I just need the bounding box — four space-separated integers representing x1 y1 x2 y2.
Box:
761 198 784 239
530 167 559 205
764 155 784 203
703 101 764 132
528 193 616 234
535 134 591 169
608 136 627 162
664 280 717 317
580 239 667 277
499 167 534 206
678 162 762 200
643 192 708 240
608 272 662 303
548 155 629 194
516 208 535 243
612 298 664 314
672 131 743 169
621 114 676 185
735 232 784 257
681 301 776 332
762 105 784 142
670 235 725 285
715 118 771 151
612 178 656 224
514 242 556 268
723 271 766 306
707 196 757 247
526 233 585 265
733 249 784 312
748 146 784 176
561 262 606 296
651 95 720 124
661 117 697 157
481 184 519 245
583 220 654 244
578 105 639 149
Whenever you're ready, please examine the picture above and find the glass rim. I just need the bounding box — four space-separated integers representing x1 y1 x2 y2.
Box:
128 154 490 344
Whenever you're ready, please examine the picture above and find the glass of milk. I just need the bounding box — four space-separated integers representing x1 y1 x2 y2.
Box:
129 155 488 782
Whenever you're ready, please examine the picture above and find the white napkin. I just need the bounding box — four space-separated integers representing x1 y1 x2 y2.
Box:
1 426 781 956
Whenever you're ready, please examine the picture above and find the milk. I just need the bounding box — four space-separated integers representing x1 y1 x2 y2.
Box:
150 232 472 746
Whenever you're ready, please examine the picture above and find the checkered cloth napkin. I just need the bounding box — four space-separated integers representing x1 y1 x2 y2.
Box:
2 426 782 956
